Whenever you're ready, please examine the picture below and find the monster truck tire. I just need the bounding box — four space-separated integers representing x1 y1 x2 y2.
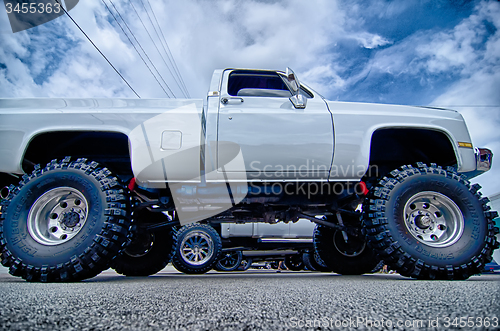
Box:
172 223 222 274
111 227 174 276
284 254 304 271
363 163 500 280
214 250 243 271
303 250 330 272
0 158 131 282
314 225 382 275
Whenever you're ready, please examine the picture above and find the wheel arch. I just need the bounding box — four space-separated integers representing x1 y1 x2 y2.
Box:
22 130 132 178
367 127 458 179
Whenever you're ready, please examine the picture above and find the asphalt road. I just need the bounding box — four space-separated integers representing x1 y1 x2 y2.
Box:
0 267 499 331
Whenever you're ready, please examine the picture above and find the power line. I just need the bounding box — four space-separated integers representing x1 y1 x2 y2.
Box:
128 0 177 98
104 0 171 97
54 0 141 98
144 0 190 98
146 0 190 98
137 0 186 98
130 0 184 98
102 0 172 98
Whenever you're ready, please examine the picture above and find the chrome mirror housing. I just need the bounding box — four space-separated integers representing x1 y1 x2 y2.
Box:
286 67 306 109
286 67 299 93
290 93 307 109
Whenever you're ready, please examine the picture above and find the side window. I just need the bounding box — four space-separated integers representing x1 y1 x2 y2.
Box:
227 70 292 98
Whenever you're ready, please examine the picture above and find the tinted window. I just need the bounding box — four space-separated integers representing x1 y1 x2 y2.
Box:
228 70 290 96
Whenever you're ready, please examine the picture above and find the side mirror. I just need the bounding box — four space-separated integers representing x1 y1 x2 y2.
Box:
286 67 300 93
286 67 306 109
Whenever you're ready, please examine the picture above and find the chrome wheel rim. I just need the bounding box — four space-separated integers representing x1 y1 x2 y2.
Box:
180 231 214 266
404 191 464 248
27 187 88 246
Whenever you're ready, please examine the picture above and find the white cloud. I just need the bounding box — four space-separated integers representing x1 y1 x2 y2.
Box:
428 1 500 195
416 13 486 75
351 32 391 49
0 0 394 99
301 62 347 97
354 1 498 81
432 70 500 196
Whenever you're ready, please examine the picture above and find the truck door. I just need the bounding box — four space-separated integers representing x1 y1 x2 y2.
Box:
217 69 334 181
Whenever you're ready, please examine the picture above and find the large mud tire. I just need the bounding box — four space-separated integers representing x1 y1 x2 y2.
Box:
363 163 499 280
314 225 382 275
303 250 330 272
111 227 174 276
0 158 131 282
172 223 222 274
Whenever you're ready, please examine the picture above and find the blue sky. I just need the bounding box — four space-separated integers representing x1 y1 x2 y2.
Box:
0 0 499 195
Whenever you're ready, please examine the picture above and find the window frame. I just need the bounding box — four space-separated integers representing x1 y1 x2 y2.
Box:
221 69 315 99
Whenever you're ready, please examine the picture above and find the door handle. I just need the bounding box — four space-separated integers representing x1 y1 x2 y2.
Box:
221 97 244 105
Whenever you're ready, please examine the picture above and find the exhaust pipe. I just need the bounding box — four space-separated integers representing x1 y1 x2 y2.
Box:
0 186 10 199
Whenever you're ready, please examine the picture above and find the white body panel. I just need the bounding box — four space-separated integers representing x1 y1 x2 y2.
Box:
326 101 476 180
0 98 204 178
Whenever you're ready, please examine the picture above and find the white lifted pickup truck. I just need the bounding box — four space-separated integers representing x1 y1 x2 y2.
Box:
0 68 497 281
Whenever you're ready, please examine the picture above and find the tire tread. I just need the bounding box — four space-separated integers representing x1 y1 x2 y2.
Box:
171 223 222 274
0 157 131 282
363 163 499 280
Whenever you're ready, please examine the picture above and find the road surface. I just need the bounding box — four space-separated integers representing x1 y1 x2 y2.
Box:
0 267 499 330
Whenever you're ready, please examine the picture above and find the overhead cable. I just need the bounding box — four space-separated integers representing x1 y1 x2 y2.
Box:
129 0 182 98
103 0 173 97
54 0 141 98
144 0 190 98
